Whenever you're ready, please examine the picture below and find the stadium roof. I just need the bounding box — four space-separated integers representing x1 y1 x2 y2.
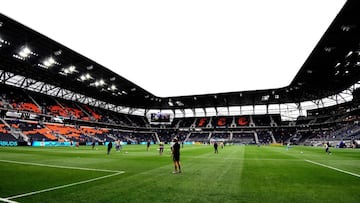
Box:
0 0 359 110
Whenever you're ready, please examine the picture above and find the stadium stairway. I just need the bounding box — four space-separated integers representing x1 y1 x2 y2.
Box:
1 118 29 143
154 132 160 143
107 134 118 142
269 131 277 143
28 94 42 113
254 131 259 144
183 132 192 142
75 103 93 120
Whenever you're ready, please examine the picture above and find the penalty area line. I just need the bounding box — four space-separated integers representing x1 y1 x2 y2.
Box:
6 172 124 200
0 159 122 173
0 197 18 203
305 159 360 178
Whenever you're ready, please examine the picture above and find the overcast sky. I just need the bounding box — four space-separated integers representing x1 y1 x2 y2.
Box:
1 0 346 97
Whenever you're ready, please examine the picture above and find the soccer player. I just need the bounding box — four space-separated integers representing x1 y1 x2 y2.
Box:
159 142 164 155
286 142 291 151
147 140 151 151
91 140 96 149
171 138 181 174
324 142 331 154
107 141 113 155
214 141 218 153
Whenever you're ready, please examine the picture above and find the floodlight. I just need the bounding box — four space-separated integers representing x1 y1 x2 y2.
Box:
80 75 86 80
69 66 76 72
19 47 31 58
346 51 353 58
43 57 55 67
111 85 116 90
23 47 31 54
99 80 105 85
261 95 270 101
44 61 51 67
176 101 184 106
85 73 91 79
95 81 100 86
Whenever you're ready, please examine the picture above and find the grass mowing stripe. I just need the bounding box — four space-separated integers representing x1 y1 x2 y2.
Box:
6 172 124 200
0 159 123 173
305 159 360 178
0 197 18 203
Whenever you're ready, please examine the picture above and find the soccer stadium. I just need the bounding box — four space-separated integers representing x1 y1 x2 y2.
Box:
0 1 360 203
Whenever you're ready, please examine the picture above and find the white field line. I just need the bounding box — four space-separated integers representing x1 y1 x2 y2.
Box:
0 197 18 203
6 172 124 200
0 159 123 173
305 159 360 178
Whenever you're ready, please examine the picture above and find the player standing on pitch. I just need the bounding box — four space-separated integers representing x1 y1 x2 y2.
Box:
171 137 181 174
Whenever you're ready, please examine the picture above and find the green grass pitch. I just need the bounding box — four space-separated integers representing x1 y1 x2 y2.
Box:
0 144 359 203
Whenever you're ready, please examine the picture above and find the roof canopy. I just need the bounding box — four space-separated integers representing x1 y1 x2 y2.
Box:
0 0 359 109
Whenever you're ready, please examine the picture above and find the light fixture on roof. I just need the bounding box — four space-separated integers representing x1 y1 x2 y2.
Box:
345 70 349 74
346 51 353 58
274 95 280 99
80 73 92 81
110 77 116 81
62 65 77 75
19 47 31 58
93 80 105 87
43 57 56 67
168 101 174 106
0 37 10 46
131 88 136 92
341 25 351 32
54 50 62 56
324 47 335 52
87 65 93 70
176 101 184 106
110 85 116 90
0 22 3 27
69 65 76 72
334 70 340 76
122 91 127 95
261 95 270 101
335 62 341 68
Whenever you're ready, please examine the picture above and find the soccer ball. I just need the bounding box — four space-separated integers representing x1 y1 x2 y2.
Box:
125 151 128 154
300 151 303 154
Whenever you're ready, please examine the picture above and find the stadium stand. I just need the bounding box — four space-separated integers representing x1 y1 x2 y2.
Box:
0 1 360 149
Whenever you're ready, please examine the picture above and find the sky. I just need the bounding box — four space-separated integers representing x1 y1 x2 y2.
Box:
1 0 346 97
